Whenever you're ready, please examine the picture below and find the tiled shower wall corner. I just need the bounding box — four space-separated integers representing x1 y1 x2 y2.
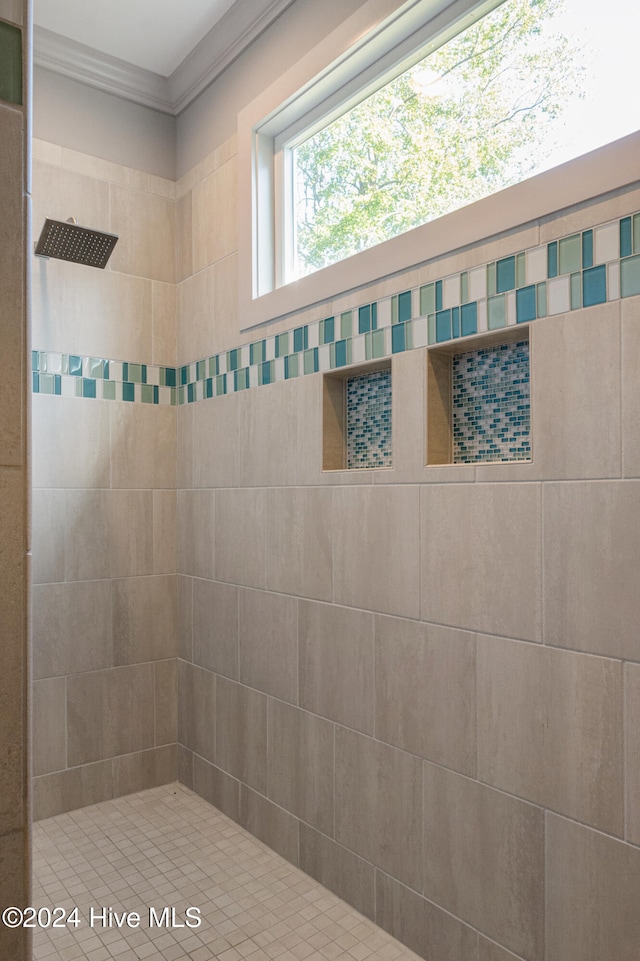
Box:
0 4 30 960
31 128 640 961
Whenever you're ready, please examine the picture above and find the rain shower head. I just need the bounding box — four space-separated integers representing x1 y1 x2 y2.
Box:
34 218 119 269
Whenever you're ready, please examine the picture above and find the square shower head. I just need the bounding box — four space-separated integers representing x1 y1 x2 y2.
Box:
34 218 119 269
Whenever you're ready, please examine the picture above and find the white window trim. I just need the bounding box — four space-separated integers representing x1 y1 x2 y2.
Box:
238 0 640 332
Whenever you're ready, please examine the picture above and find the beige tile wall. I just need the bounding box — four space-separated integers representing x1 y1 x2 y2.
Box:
31 144 178 819
174 134 640 961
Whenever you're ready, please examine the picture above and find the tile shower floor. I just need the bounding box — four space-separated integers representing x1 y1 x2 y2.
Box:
32 783 422 961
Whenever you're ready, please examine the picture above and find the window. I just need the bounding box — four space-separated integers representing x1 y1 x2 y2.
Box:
238 0 640 330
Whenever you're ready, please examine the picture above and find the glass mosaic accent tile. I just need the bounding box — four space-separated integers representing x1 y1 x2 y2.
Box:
346 368 392 469
453 340 530 463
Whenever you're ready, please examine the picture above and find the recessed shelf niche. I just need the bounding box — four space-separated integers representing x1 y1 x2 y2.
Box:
323 361 392 471
427 328 531 466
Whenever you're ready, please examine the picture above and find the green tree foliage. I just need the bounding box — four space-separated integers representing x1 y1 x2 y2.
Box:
293 0 583 274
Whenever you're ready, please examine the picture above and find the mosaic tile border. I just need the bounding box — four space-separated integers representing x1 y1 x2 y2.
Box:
32 210 640 406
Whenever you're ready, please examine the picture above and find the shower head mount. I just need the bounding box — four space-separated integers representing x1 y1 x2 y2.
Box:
34 217 119 269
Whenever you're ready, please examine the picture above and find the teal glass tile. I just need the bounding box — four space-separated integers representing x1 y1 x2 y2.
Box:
372 302 378 330
547 241 558 278
89 358 103 379
322 316 335 344
634 214 640 255
559 234 581 275
123 382 135 402
54 374 61 395
196 360 206 380
487 262 497 297
293 326 308 352
346 368 392 469
398 290 412 324
0 21 23 105
103 381 116 401
582 229 593 269
32 350 39 372
460 271 469 304
32 372 39 392
164 367 176 388
250 341 265 365
341 311 353 339
216 373 227 394
620 217 632 258
188 383 196 402
260 360 273 385
428 313 436 344
285 354 299 379
276 332 289 357
536 283 547 318
141 364 148 384
516 252 526 288
228 348 240 371
128 363 142 383
435 280 443 311
303 347 318 374
487 294 506 330
205 378 213 399
335 339 349 367
420 283 436 316
69 355 82 377
436 309 451 343
496 255 515 293
570 272 581 310
359 304 371 334
141 384 155 404
392 323 406 353
516 285 536 323
620 254 640 298
452 307 460 339
234 369 247 391
180 365 189 385
582 264 606 307
153 385 159 404
461 302 477 337
103 361 110 379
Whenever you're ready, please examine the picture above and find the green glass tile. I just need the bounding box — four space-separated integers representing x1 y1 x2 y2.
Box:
487 294 506 330
69 355 82 376
487 262 497 297
372 328 385 358
620 254 640 298
428 313 436 344
208 356 217 378
285 355 298 379
141 364 148 384
40 373 55 395
536 283 547 318
391 295 399 324
180 365 189 385
216 374 227 394
496 256 515 293
634 214 640 255
303 347 318 374
103 361 110 379
31 351 39 372
620 217 632 258
178 386 185 405
516 252 526 288
61 355 69 375
0 21 22 105
194 360 205 380
228 348 240 371
204 379 213 398
103 381 116 401
32 372 39 393
341 311 353 339
559 234 581 275
128 363 142 383
276 332 289 357
142 384 155 404
250 341 264 365
88 358 103 379
547 241 558 278
187 383 196 402
420 283 436 316
460 271 469 304
582 230 593 269
405 319 413 350
321 316 335 344
570 272 581 309
293 326 308 352
170 388 177 406
398 290 412 324
74 378 83 398
372 302 378 330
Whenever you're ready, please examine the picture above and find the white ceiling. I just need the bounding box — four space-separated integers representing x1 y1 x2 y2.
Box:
32 0 296 114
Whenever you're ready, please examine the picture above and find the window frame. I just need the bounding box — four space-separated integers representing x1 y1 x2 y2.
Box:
237 0 640 332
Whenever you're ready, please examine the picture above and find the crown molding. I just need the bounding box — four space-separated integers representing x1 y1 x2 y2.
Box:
33 0 297 116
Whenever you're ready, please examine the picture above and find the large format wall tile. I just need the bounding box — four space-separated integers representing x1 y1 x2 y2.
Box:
64 490 109 580
239 785 299 867
107 490 154 577
299 601 374 735
375 616 476 776
215 488 266 589
543 481 640 659
547 814 640 961
32 678 66 776
32 394 110 489
110 183 176 283
33 760 113 821
177 661 215 764
31 489 65 583
238 589 297 703
177 489 215 578
477 636 623 835
266 488 333 601
423 764 544 961
215 677 267 793
193 579 238 679
333 486 420 618
191 393 239 488
32 580 112 679
621 298 640 477
421 483 541 641
236 381 298 488
112 745 176 796
192 755 240 823
299 824 375 921
624 663 640 844
192 158 237 272
66 664 155 765
154 659 177 746
267 700 334 836
110 403 176 490
177 267 214 366
112 574 177 664
531 305 621 479
335 729 422 891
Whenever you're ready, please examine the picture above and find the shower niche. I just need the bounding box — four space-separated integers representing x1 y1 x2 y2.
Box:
323 360 392 471
427 327 531 466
